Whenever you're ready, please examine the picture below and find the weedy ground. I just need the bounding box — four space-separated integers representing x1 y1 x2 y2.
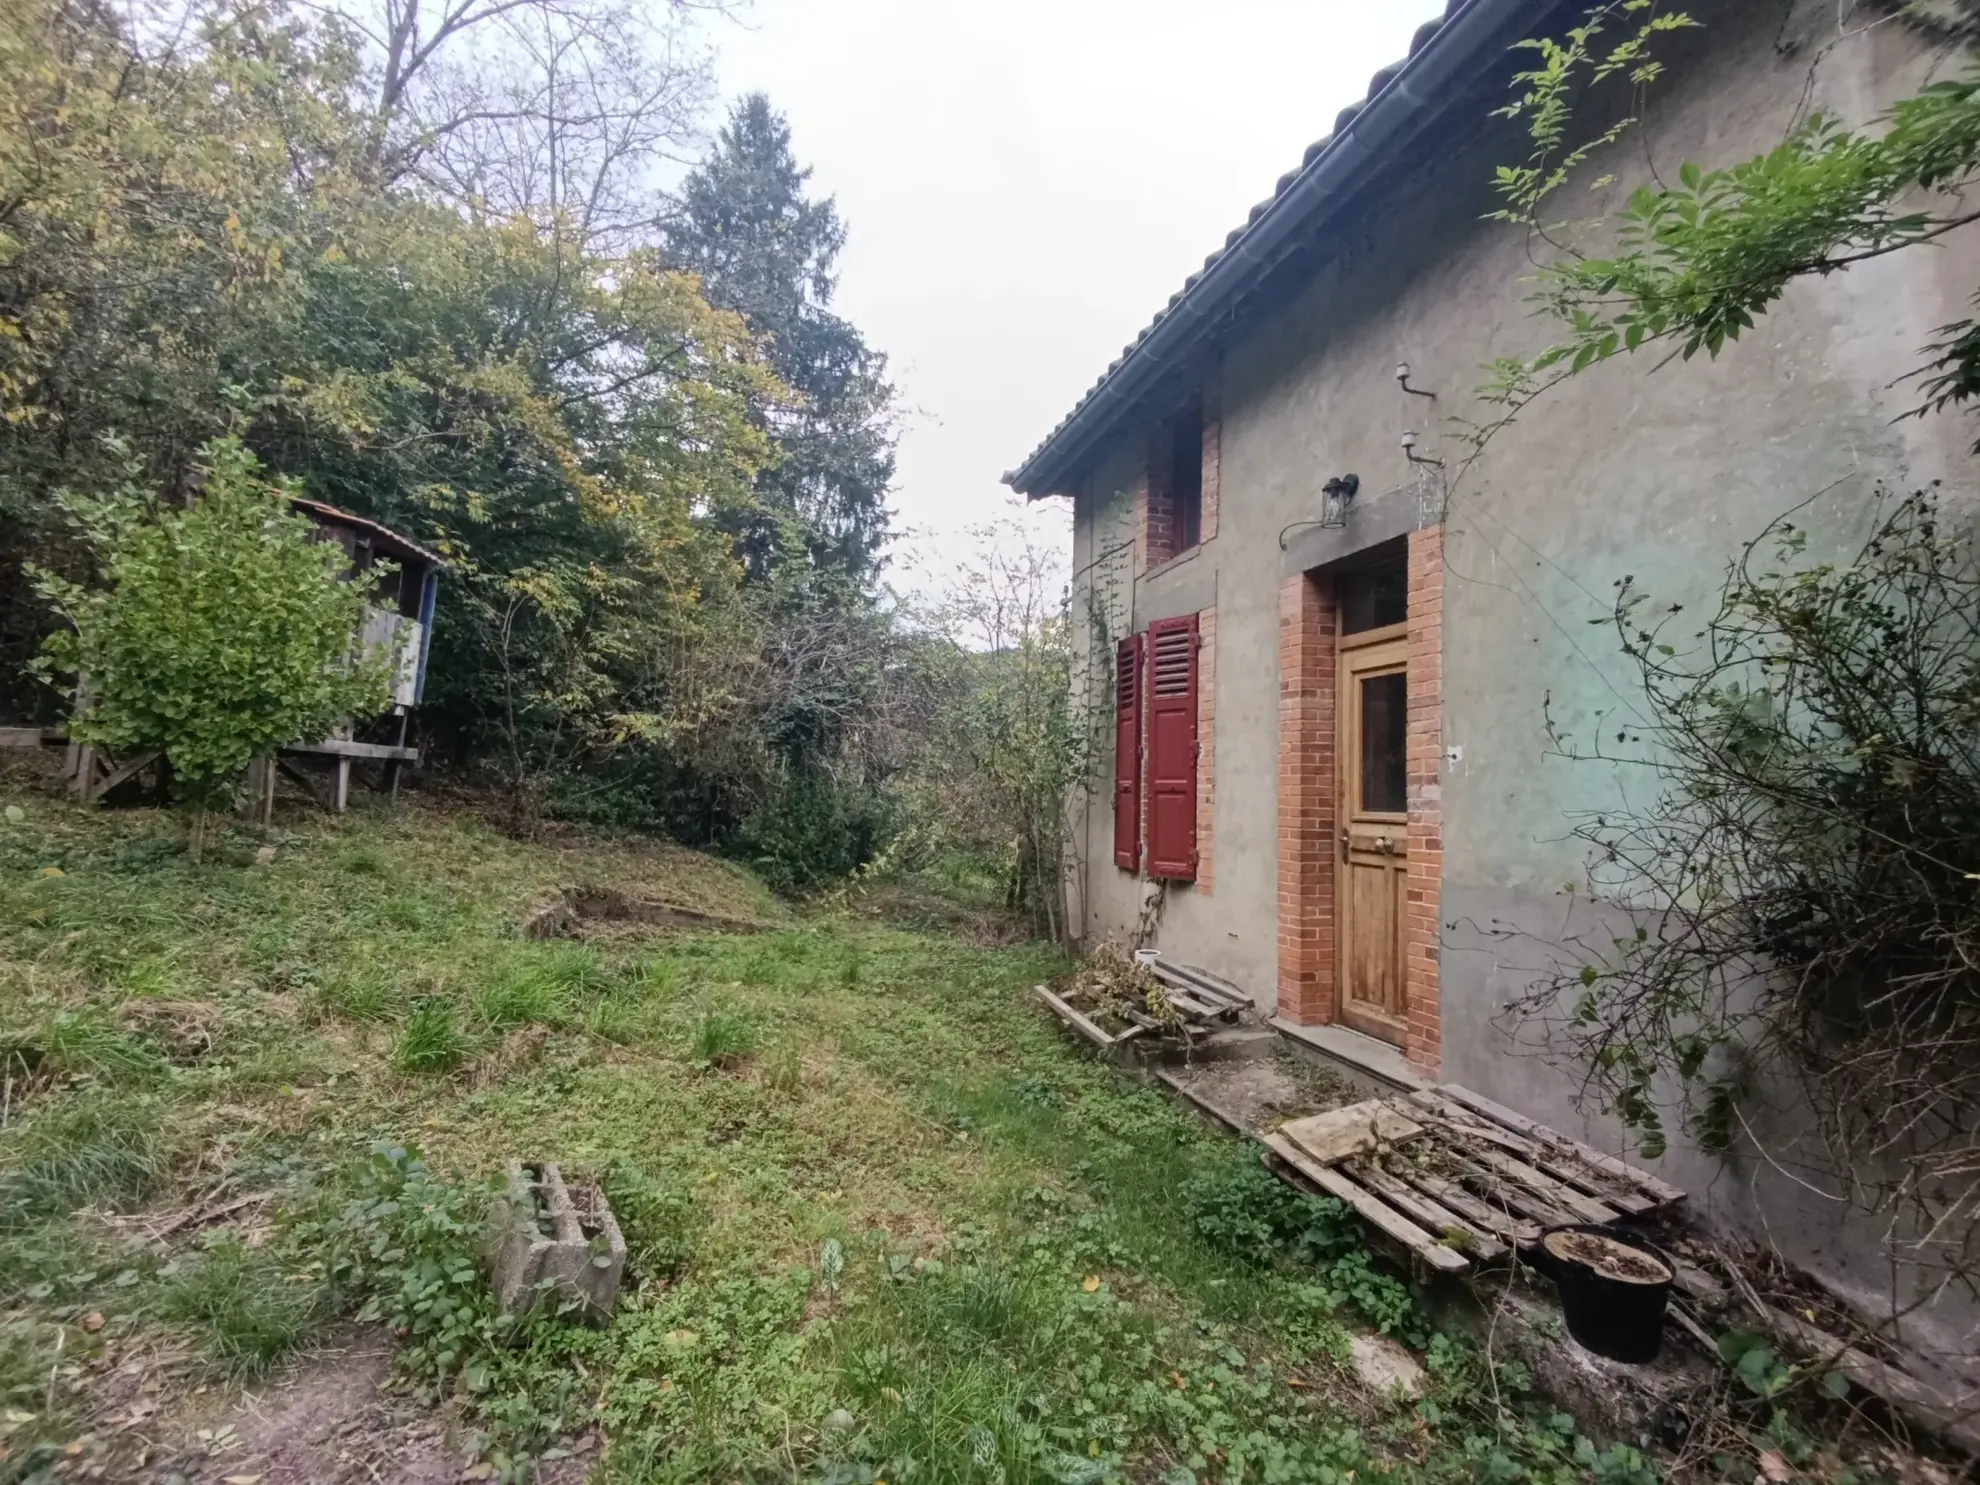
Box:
0 779 1627 1485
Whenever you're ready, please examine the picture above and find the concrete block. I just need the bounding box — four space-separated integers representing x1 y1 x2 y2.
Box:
489 1161 627 1323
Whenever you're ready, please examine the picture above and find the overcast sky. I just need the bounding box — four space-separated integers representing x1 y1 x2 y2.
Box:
708 0 1448 591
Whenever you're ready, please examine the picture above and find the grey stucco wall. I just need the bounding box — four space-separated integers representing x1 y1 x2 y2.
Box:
1062 0 1980 1358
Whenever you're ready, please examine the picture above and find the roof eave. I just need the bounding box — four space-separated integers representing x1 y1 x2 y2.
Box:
1003 0 1547 500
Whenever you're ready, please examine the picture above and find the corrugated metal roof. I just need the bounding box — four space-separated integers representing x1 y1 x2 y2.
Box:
1004 0 1527 496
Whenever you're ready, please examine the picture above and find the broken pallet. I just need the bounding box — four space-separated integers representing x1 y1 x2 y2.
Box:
1258 1088 1684 1275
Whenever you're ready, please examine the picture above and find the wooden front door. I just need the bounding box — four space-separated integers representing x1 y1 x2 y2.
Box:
1337 625 1409 1044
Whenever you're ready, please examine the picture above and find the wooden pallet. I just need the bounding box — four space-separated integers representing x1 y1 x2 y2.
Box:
1259 1085 1684 1275
1033 955 1248 1052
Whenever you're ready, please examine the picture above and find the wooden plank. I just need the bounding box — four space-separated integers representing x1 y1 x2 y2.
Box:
0 727 45 749
1437 1084 1684 1206
1392 1167 1540 1247
1162 988 1232 1022
1443 1151 1585 1230
1467 1146 1620 1225
1125 1006 1205 1037
1034 986 1115 1050
1150 959 1251 1009
1262 1133 1469 1273
88 749 160 801
1410 1093 1656 1215
284 738 421 762
1345 1159 1505 1262
1280 1100 1424 1166
1763 1303 1980 1456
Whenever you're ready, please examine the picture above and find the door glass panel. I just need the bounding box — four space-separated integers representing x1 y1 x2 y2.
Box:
1360 671 1407 814
1340 560 1407 633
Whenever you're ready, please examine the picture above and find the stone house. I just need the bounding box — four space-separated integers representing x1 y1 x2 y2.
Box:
1006 0 1980 1364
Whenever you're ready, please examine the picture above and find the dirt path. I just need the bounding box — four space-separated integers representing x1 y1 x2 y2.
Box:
154 1327 462 1484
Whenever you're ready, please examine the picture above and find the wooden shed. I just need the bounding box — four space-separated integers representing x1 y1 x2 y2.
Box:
42 498 449 815
257 498 449 816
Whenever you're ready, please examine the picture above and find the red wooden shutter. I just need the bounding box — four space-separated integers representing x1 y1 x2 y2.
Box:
1145 614 1198 880
1113 634 1144 871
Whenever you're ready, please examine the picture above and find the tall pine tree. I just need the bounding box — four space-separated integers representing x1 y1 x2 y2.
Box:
664 95 896 579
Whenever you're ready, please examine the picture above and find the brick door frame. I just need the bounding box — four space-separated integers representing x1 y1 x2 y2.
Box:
1276 526 1444 1074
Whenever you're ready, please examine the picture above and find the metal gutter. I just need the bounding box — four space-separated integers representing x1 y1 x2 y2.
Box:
1003 0 1550 498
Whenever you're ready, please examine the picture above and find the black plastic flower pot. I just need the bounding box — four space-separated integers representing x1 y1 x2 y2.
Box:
1534 1223 1674 1364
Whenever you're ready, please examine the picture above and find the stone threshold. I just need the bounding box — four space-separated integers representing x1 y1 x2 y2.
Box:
1270 1017 1427 1094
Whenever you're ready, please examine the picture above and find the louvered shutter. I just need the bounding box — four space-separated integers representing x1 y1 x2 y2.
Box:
1145 614 1198 880
1113 634 1144 871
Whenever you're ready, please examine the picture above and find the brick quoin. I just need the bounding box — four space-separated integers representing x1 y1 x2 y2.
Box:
1276 572 1337 1024
1141 424 1178 571
1200 410 1221 546
1276 536 1444 1054
1195 607 1216 895
1132 472 1154 574
1403 526 1445 1076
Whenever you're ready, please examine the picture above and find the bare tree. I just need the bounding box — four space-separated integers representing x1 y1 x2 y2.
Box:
325 0 725 245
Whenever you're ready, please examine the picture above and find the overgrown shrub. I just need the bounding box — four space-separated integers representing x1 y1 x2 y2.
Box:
736 763 896 892
1520 493 1980 1285
30 440 394 852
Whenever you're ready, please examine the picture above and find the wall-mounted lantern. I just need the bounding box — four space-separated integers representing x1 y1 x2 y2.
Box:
1319 473 1361 528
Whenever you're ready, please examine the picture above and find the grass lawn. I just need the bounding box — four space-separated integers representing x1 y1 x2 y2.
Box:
0 783 1607 1485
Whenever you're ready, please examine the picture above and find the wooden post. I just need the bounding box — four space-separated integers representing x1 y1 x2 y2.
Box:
382 711 410 802
244 757 277 827
63 679 88 785
332 757 351 813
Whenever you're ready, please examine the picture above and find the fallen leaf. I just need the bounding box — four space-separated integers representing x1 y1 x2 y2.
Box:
4 805 23 823
64 1443 84 1456
1286 1377 1309 1389
225 1475 265 1484
1759 1451 1794 1484
81 1313 104 1333
663 1329 696 1347
1170 1371 1188 1390
880 1386 902 1403
1081 1275 1100 1292
38 866 63 878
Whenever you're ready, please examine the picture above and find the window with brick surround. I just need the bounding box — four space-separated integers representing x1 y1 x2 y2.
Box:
1169 405 1203 552
1144 398 1207 567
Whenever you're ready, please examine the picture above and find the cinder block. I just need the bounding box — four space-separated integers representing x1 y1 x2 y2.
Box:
489 1161 627 1323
